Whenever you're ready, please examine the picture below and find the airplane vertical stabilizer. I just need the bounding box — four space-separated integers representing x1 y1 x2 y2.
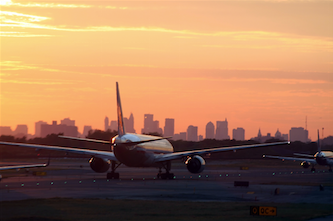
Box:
317 129 321 152
116 82 126 136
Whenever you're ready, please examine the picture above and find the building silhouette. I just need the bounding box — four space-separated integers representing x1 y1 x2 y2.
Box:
61 118 75 126
232 127 245 141
141 114 162 135
0 126 13 136
274 128 288 141
187 125 198 142
35 121 47 137
173 132 186 141
110 120 117 132
14 125 28 138
124 113 136 133
164 118 175 137
205 121 215 139
83 125 92 137
290 127 309 142
216 119 229 140
41 121 78 138
104 116 110 131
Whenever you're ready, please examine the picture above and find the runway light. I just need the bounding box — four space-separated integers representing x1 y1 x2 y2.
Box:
206 175 208 178
302 171 304 173
199 175 201 178
238 174 241 176
143 178 145 180
93 180 96 183
272 173 275 176
21 184 24 187
226 174 228 177
51 182 54 185
79 181 82 183
37 183 39 186
5 185 8 187
219 174 222 177
131 179 133 181
107 179 109 182
64 181 67 184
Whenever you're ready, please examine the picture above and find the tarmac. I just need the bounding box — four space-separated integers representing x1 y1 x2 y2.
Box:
1 159 332 204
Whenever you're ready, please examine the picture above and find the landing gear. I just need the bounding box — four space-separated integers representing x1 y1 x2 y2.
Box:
107 161 121 179
157 161 174 180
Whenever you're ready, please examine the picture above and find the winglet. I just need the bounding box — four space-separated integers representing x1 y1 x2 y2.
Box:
317 129 321 152
116 82 126 136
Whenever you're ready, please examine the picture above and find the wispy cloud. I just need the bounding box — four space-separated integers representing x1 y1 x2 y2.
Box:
0 0 127 9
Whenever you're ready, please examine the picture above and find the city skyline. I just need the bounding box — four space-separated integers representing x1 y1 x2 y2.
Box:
1 1 332 140
0 114 322 143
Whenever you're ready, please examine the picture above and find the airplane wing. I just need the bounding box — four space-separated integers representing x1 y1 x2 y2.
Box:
263 154 317 163
0 141 117 161
154 141 290 162
0 163 48 171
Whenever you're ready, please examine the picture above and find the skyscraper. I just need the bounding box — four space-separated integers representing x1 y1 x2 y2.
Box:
289 127 309 142
104 116 110 131
232 127 245 141
83 125 92 137
35 121 47 137
164 118 175 137
61 118 75 126
205 121 215 139
215 118 229 140
141 114 162 134
187 125 198 142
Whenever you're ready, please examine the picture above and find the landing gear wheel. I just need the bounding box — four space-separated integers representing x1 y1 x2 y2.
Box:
159 173 174 180
107 172 120 179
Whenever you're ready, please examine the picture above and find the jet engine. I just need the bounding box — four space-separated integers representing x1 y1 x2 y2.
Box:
89 157 110 173
300 161 311 169
185 155 205 174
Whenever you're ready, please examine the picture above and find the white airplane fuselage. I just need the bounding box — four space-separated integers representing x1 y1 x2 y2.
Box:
112 133 173 167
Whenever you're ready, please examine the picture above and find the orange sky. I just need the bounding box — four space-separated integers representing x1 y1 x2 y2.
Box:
1 0 332 140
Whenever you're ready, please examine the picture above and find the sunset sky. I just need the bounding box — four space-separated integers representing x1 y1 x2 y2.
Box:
1 0 332 140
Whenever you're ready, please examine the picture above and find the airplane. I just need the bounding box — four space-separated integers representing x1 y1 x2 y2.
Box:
0 161 49 181
263 130 333 172
0 82 289 179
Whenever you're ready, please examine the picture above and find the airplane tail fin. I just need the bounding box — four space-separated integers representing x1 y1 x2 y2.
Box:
116 82 126 137
317 129 321 152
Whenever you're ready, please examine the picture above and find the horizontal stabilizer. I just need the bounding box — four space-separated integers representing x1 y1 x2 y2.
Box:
59 135 110 144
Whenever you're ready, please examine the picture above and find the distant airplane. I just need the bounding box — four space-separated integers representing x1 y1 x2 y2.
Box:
0 82 289 179
0 161 48 181
263 130 333 172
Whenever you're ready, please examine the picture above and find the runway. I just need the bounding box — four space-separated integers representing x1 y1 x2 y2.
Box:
1 159 332 203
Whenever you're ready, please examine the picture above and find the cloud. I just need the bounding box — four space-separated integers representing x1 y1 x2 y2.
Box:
0 0 127 9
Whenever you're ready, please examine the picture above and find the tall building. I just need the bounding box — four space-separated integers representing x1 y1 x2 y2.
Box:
104 116 110 131
275 129 282 139
216 119 229 140
187 125 198 142
14 125 28 138
164 118 175 137
0 126 13 136
110 120 117 132
61 118 75 126
141 114 162 134
205 121 215 139
289 127 309 142
35 121 47 137
232 127 245 141
41 121 78 137
83 125 92 137
124 113 136 133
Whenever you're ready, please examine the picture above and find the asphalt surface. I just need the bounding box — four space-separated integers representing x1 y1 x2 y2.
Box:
1 159 332 204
